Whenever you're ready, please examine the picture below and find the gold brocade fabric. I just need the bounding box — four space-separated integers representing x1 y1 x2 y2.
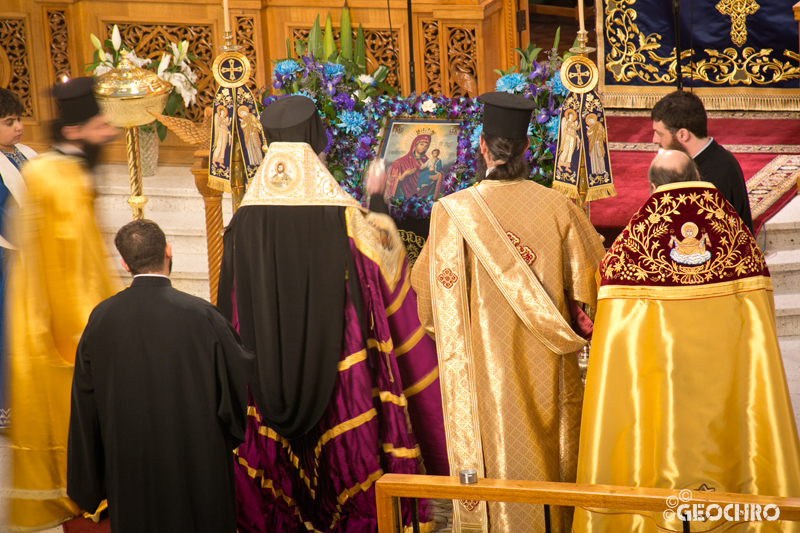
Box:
575 182 800 533
573 292 800 533
8 153 121 531
412 180 605 533
240 141 364 210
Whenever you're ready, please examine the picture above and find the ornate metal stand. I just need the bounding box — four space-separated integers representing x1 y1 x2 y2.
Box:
125 126 148 219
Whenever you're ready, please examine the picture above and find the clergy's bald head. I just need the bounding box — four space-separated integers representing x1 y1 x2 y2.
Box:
115 219 173 276
648 149 699 191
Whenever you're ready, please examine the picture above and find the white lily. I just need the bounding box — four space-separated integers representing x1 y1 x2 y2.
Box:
158 53 171 76
90 33 103 51
111 25 122 51
97 48 107 62
126 51 152 68
421 99 437 113
93 64 112 76
170 42 181 62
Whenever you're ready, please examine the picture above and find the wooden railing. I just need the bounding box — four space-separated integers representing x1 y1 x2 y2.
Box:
375 474 800 533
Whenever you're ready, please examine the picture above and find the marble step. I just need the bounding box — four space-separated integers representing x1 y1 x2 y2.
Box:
765 248 800 293
763 196 800 253
775 294 800 337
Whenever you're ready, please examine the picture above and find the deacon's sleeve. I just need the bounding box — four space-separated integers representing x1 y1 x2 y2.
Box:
561 200 606 310
211 309 255 445
67 325 106 515
410 240 435 337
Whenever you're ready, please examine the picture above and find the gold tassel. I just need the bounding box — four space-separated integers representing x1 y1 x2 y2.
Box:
207 175 232 193
585 183 617 203
552 181 581 199
600 91 800 112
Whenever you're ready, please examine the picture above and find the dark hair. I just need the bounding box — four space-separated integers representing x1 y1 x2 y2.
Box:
114 219 167 275
0 88 24 120
431 148 440 155
480 132 529 181
648 155 699 188
650 90 708 139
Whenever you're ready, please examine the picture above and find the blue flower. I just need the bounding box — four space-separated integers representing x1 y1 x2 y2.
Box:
323 62 346 79
297 90 317 104
527 122 535 137
547 71 569 97
273 60 300 78
337 110 366 136
469 125 483 150
495 73 527 94
545 115 560 141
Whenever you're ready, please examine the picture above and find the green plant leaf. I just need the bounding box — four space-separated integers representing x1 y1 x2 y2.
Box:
553 27 561 51
372 65 389 83
375 81 396 95
340 0 353 60
295 39 307 57
286 38 292 59
156 120 167 142
323 13 336 61
354 24 366 74
531 47 542 61
309 15 323 61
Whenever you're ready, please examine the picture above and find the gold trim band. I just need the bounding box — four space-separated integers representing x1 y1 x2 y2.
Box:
599 276 773 301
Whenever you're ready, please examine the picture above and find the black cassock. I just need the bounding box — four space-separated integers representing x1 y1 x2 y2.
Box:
67 276 255 533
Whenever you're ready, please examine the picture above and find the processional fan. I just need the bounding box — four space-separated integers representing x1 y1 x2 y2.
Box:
94 52 173 220
550 4 617 383
551 1 615 215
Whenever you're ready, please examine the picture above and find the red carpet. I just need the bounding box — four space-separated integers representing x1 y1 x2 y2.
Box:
591 116 800 243
62 517 111 532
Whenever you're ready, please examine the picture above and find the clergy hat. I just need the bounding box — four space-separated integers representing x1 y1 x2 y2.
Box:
479 92 536 139
260 95 328 155
52 77 101 126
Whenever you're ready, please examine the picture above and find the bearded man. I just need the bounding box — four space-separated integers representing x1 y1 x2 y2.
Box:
7 76 121 530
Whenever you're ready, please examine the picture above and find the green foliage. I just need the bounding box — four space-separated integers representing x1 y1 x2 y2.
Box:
340 1 353 60
323 14 336 61
354 24 366 75
308 15 323 61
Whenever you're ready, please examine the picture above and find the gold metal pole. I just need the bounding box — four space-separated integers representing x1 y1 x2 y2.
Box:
125 126 148 219
230 127 246 212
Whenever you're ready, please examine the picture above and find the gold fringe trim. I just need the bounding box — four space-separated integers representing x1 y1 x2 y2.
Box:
601 91 800 111
552 181 580 200
585 183 618 203
207 174 232 193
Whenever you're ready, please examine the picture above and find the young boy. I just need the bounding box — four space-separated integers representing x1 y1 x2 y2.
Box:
0 87 35 430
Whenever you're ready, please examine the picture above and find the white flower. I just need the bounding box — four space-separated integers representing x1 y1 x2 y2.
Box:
93 63 112 76
158 53 171 76
97 48 107 62
421 99 437 113
161 72 197 108
363 96 372 105
357 74 374 85
90 33 103 51
126 50 151 68
111 25 122 51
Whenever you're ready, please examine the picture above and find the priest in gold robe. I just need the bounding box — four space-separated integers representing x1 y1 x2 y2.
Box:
8 77 121 530
411 92 606 533
573 150 800 533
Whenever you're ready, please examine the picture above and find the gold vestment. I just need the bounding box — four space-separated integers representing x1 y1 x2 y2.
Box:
574 181 800 533
412 179 605 533
8 152 121 531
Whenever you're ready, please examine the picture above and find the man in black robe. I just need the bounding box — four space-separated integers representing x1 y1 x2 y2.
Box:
67 219 255 533
651 90 754 234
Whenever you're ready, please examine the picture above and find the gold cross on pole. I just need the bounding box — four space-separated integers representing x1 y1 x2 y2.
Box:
716 0 760 47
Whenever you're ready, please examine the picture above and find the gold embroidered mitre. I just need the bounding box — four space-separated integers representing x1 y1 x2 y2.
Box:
241 142 364 209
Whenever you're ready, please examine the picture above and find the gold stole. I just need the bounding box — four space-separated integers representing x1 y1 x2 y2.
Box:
430 188 587 533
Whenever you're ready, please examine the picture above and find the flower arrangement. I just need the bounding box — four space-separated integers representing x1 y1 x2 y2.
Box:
85 25 199 141
264 10 573 220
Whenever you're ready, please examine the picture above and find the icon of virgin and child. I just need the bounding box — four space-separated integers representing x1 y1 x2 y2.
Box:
386 130 449 200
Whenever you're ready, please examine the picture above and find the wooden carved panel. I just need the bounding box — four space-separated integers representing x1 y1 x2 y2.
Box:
421 20 441 94
108 23 214 121
47 10 71 81
291 28 400 90
446 27 477 98
0 17 33 118
235 15 259 94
